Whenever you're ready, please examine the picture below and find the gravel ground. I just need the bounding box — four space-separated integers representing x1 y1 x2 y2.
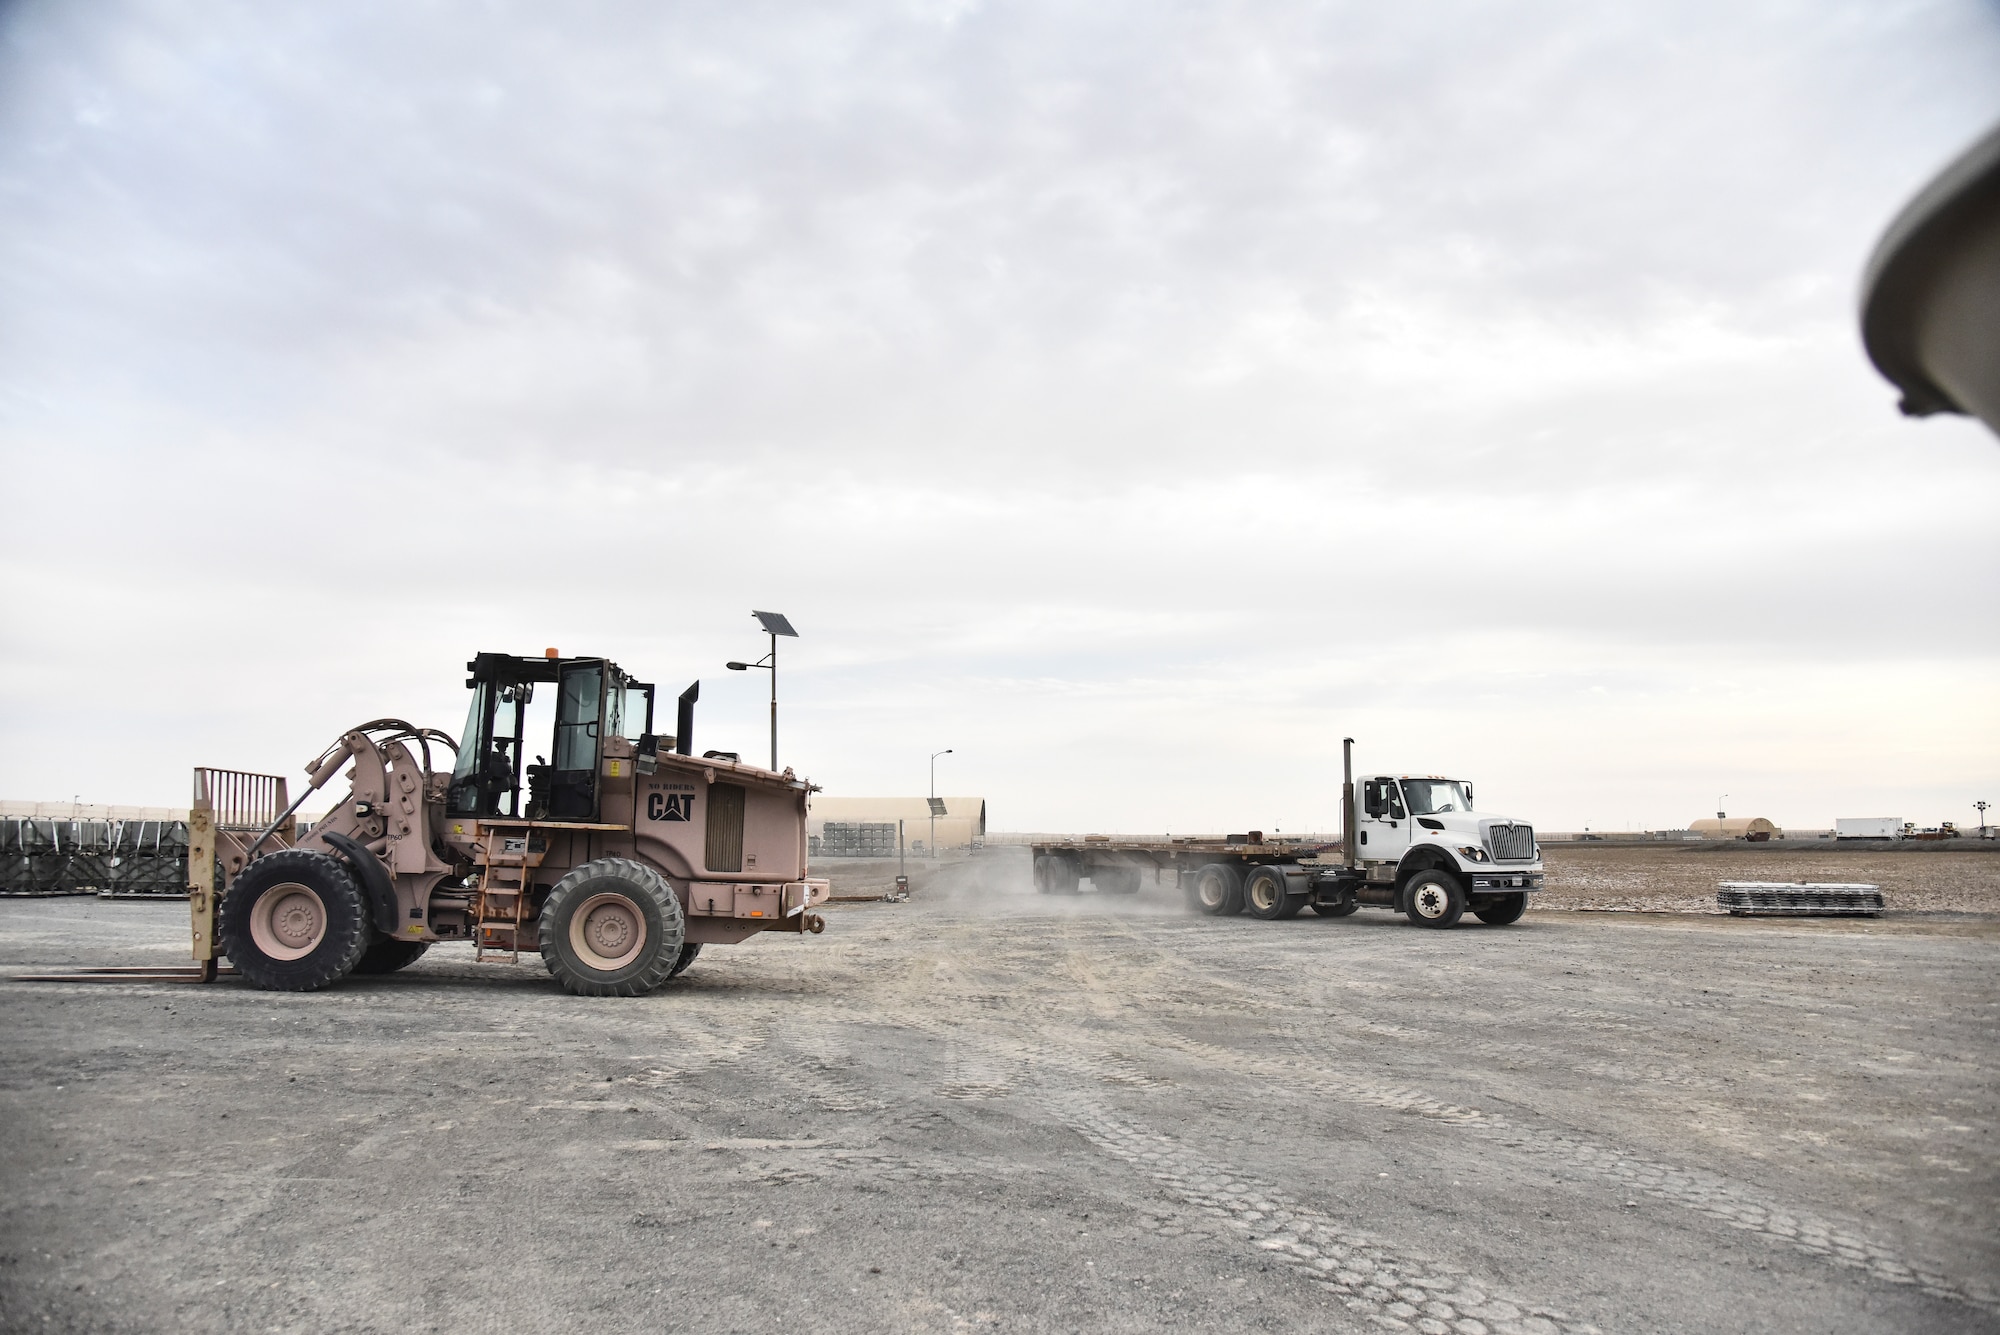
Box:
2 853 1996 1335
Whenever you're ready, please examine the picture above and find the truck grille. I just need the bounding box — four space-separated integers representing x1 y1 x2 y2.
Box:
1488 824 1535 861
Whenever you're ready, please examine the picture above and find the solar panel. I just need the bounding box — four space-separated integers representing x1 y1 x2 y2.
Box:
753 611 798 637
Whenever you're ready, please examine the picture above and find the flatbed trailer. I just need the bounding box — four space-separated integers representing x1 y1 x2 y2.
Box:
1030 740 1543 929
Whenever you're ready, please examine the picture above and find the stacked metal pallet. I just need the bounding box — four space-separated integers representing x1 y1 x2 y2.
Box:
1 818 191 897
812 821 899 858
102 820 192 898
1717 881 1885 916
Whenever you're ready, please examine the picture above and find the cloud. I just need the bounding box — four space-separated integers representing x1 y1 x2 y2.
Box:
2 0 1997 830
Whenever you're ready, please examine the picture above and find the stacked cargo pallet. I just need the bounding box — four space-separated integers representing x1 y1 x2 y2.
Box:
1716 881 1885 916
1 818 190 897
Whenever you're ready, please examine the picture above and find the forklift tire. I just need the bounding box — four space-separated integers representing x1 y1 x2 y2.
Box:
1242 866 1303 920
1474 892 1528 925
352 937 430 975
1311 898 1359 917
220 849 372 991
1403 869 1466 928
669 941 703 978
539 858 685 997
1189 863 1244 916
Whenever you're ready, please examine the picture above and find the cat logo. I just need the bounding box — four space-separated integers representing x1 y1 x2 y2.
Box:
647 791 695 822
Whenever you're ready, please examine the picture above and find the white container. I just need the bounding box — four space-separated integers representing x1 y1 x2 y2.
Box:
1834 817 1902 840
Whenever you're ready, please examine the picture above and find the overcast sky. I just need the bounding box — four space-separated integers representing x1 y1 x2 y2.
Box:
2 0 1997 834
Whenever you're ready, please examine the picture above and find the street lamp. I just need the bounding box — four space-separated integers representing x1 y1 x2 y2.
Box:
1977 800 1991 837
929 749 953 858
1717 794 1728 821
726 610 798 772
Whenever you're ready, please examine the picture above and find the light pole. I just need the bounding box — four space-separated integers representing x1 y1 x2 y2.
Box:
726 610 797 771
929 749 953 858
1977 800 1991 837
1717 794 1728 821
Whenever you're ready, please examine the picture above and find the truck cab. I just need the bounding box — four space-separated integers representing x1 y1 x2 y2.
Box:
1355 773 1542 925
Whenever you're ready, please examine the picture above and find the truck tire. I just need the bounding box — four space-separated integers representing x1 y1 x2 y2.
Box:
1474 892 1528 925
1311 898 1359 917
1189 862 1244 916
669 941 703 977
1242 866 1304 920
1091 867 1141 895
539 858 686 997
352 937 430 975
1403 869 1466 928
220 849 372 991
1033 854 1054 894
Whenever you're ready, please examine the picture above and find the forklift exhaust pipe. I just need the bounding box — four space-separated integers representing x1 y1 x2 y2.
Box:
1342 737 1357 870
675 681 699 756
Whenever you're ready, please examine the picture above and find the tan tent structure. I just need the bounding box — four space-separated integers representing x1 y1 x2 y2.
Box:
1689 817 1781 842
809 796 987 854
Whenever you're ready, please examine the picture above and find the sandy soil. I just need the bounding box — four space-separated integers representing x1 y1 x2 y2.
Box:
1 857 1995 1335
1536 843 2000 915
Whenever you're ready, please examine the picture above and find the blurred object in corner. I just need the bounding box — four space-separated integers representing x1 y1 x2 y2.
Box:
1861 120 2000 439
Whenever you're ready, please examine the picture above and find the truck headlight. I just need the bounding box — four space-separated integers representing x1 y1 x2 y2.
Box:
1459 846 1490 863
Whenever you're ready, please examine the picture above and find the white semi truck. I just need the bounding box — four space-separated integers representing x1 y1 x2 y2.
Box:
1030 739 1542 928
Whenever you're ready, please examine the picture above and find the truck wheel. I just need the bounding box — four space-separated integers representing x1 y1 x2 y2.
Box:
1189 863 1244 916
1403 869 1466 928
539 858 686 997
669 941 703 977
1033 855 1052 894
1091 867 1141 895
1242 866 1303 920
1474 892 1528 925
220 849 371 991
1051 855 1082 895
352 937 430 975
1311 898 1359 917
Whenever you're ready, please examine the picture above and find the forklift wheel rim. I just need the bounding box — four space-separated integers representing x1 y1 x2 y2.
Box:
570 892 647 971
1410 880 1451 919
249 882 328 961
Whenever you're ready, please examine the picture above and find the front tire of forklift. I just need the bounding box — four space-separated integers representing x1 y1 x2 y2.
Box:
1189 862 1244 916
1402 869 1466 928
539 858 685 998
669 941 702 978
1473 892 1528 925
220 850 372 991
352 937 430 975
1242 865 1303 920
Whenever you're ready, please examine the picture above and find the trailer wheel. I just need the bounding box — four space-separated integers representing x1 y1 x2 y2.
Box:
1091 867 1141 895
1473 892 1528 925
1403 869 1466 928
1311 898 1359 917
539 858 685 997
220 849 371 991
669 941 703 977
352 937 430 975
1189 863 1244 916
1242 866 1304 920
1038 854 1081 895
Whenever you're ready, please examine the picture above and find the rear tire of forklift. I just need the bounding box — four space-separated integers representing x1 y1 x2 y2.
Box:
538 858 685 998
1242 866 1303 920
219 849 372 991
1473 892 1528 925
1189 863 1244 916
352 937 430 975
1402 869 1466 928
669 941 702 977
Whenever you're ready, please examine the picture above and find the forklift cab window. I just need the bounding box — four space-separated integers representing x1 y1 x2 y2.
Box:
448 679 526 817
554 666 602 771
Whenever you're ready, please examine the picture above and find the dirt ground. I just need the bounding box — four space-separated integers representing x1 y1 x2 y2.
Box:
2 850 1996 1335
1537 841 2000 915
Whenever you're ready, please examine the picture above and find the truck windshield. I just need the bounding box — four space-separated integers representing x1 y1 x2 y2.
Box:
1402 779 1472 815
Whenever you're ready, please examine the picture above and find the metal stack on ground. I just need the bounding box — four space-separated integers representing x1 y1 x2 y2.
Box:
1717 881 1885 917
1 817 189 898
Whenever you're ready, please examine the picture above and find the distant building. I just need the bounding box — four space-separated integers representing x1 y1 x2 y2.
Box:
809 796 987 854
1689 816 1781 842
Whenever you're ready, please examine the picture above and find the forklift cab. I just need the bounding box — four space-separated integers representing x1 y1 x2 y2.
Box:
447 652 654 822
